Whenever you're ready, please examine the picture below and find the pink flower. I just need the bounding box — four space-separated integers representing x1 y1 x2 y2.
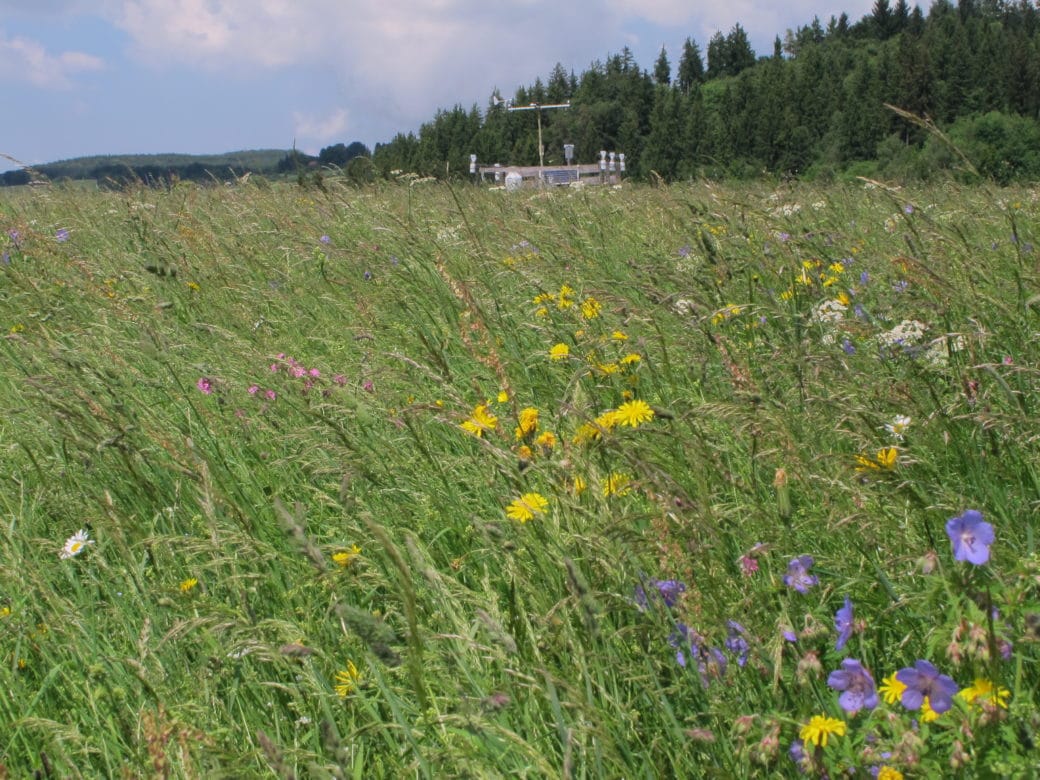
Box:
309 368 321 378
333 374 346 386
196 377 213 395
269 363 280 372
739 556 759 576
265 389 277 400
248 385 259 395
290 366 306 378
362 379 374 392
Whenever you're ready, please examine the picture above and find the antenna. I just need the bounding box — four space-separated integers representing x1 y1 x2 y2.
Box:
506 101 570 169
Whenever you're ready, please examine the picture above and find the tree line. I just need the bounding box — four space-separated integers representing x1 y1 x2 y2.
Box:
372 0 1040 183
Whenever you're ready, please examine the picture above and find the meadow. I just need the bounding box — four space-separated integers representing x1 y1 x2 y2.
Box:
0 175 1037 778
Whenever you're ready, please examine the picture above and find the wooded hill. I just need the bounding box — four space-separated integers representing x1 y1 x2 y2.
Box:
372 0 1040 183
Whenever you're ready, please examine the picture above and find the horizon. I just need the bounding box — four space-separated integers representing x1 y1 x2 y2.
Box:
0 1 879 173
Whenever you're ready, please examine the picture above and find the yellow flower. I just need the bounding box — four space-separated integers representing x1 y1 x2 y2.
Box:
535 306 549 318
920 697 941 723
514 407 539 440
334 661 362 697
332 544 362 568
620 353 641 365
533 292 555 305
461 404 498 437
557 284 576 309
516 444 534 462
506 492 549 523
549 343 570 361
798 715 846 748
855 447 898 471
611 330 628 341
829 262 846 274
535 431 557 450
497 391 509 403
836 291 851 306
614 400 654 428
602 472 632 497
581 297 602 319
186 281 201 292
572 475 587 495
595 362 620 375
877 768 904 780
179 577 199 594
879 673 907 705
0 606 11 619
959 678 1010 709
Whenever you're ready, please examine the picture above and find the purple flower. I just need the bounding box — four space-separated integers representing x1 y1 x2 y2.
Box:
893 280 909 293
668 622 700 669
725 620 750 667
319 234 331 244
835 596 854 650
827 658 877 714
635 579 686 610
778 231 791 242
904 204 914 215
7 229 20 245
841 338 856 355
945 509 994 565
677 244 691 258
895 660 958 713
55 228 69 242
860 270 870 286
1 251 9 265
783 556 818 594
196 377 213 395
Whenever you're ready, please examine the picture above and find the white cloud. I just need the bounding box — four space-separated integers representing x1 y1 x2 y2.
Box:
0 32 104 89
293 108 350 151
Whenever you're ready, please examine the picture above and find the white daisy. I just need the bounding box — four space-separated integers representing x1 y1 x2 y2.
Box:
884 415 912 440
59 529 94 559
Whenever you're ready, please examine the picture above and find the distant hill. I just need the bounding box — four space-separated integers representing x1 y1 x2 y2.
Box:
0 149 316 187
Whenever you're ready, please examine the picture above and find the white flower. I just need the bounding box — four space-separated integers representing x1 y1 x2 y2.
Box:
884 415 912 439
60 529 93 559
811 299 847 325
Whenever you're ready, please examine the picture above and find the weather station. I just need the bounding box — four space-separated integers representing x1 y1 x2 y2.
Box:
470 96 625 190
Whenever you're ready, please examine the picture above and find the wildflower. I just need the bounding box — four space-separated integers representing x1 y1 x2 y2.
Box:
896 660 959 713
505 492 549 523
60 529 94 559
334 661 361 697
496 391 509 403
320 234 331 244
571 474 587 495
783 556 818 594
739 555 759 576
884 415 912 440
534 431 556 450
549 343 570 361
634 579 686 610
581 297 602 319
945 509 994 565
514 407 539 440
614 399 654 428
179 577 199 594
877 768 904 780
856 447 898 471
196 377 214 395
879 673 907 705
725 620 750 666
798 715 846 748
841 337 856 355
827 658 878 714
834 596 854 651
332 544 362 567
602 472 631 497
959 678 1010 709
611 330 628 341
460 403 498 437
557 284 576 309
919 697 941 723
56 228 69 242
265 389 277 401
620 352 641 365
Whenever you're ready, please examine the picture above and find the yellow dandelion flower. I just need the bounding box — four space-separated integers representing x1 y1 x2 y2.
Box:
461 404 498 437
506 492 549 523
959 678 1010 709
332 544 362 568
594 409 620 432
514 407 539 440
535 306 549 318
186 281 201 292
334 661 362 697
572 475 587 495
516 444 534 462
829 262 846 274
497 391 509 403
595 362 620 375
557 284 576 309
0 607 11 619
602 472 632 497
836 291 851 306
620 353 641 365
920 697 941 723
855 447 898 472
572 423 599 444
535 431 557 449
780 288 794 301
612 330 628 341
615 399 654 428
581 297 602 319
533 293 555 305
550 343 570 361
879 673 907 705
798 715 846 748
877 767 904 780
179 577 199 594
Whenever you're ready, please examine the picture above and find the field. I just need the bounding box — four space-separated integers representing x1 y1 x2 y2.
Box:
1 177 1038 778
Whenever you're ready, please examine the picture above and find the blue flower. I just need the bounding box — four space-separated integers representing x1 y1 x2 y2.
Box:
725 620 750 667
55 228 69 243
634 579 686 611
945 509 994 565
783 556 818 594
834 596 853 651
895 659 958 713
827 658 877 714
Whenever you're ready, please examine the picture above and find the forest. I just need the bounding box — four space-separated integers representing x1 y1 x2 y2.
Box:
372 0 1040 183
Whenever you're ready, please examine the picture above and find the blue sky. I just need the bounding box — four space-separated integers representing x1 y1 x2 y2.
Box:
0 1 878 172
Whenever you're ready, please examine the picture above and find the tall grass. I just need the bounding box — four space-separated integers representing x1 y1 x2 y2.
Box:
0 176 1037 777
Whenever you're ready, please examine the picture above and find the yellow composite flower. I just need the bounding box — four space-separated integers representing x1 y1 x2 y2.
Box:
602 472 632 497
595 362 620 375
497 391 509 403
514 407 539 440
581 297 602 319
799 715 846 748
619 353 641 365
611 330 628 341
855 447 898 471
879 673 907 705
571 475 587 495
549 343 570 361
179 577 199 594
332 544 362 568
506 492 549 523
876 767 904 780
919 697 941 723
959 678 1011 709
334 660 362 697
614 399 654 428
461 404 498 437
535 431 557 450
557 285 576 309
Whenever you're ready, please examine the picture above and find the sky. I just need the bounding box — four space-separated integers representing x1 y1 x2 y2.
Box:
0 0 879 172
